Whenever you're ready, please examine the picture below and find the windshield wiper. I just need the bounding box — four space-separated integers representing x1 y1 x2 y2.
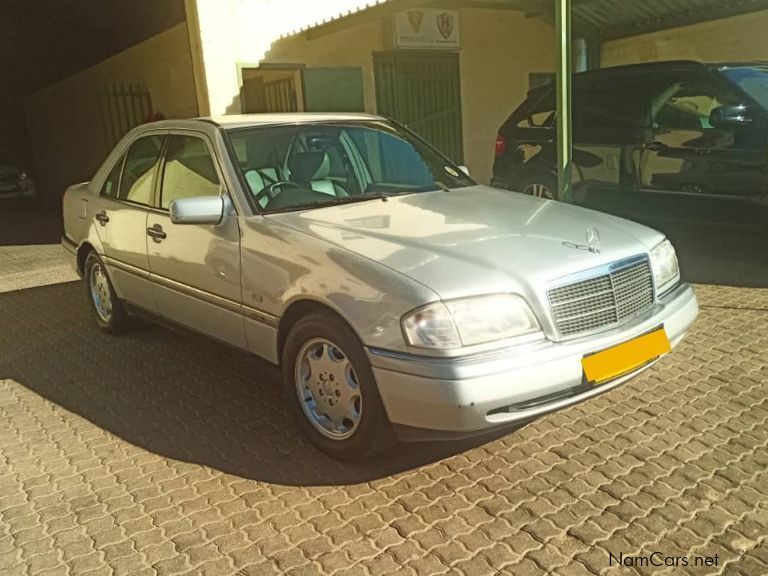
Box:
266 193 390 214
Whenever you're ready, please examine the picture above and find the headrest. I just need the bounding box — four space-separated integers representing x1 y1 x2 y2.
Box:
289 151 330 183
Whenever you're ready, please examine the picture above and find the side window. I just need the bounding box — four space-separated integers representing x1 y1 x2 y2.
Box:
573 79 650 144
119 135 164 205
517 90 555 128
651 76 737 131
101 155 125 198
161 135 220 209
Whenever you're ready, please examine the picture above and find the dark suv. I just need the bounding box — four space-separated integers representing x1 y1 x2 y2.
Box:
492 60 768 286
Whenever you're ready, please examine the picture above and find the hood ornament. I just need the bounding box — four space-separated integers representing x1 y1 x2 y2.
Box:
563 227 601 253
586 227 600 253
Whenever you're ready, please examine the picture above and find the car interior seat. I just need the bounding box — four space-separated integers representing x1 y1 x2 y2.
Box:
288 151 348 197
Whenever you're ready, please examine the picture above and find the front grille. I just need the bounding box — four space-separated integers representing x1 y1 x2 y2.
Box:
0 174 18 184
548 258 654 337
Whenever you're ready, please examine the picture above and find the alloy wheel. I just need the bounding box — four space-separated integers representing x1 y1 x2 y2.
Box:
523 182 556 200
294 338 363 440
89 263 113 323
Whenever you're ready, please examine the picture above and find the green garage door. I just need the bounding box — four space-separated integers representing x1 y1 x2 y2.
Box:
374 52 464 163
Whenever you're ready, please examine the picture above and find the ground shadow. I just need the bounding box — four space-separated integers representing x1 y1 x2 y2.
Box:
0 281 518 486
0 197 62 246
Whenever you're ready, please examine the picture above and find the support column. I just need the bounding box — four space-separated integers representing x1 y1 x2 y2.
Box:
555 0 573 202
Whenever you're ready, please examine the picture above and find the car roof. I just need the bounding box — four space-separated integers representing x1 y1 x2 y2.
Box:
582 60 768 80
135 113 387 133
203 113 384 129
528 60 768 95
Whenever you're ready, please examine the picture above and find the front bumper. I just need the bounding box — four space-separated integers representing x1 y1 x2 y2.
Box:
367 283 698 440
0 181 35 197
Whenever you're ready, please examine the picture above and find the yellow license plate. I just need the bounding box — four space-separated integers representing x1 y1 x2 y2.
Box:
582 328 671 384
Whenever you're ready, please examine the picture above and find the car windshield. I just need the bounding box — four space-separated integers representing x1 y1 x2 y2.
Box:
226 120 475 213
720 66 768 110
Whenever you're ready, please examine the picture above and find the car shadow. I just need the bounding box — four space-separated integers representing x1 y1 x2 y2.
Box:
0 197 62 246
0 281 519 486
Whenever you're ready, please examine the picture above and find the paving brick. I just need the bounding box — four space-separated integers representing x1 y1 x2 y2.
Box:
0 282 765 576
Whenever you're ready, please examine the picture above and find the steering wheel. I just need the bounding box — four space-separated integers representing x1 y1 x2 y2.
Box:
253 181 303 207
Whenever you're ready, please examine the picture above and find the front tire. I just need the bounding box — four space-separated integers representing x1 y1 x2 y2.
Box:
281 311 393 460
84 252 130 334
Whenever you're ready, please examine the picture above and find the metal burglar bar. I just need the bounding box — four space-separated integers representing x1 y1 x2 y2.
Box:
263 78 298 112
101 84 153 151
374 51 464 163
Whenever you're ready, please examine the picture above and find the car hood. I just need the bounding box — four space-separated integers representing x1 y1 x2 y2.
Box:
271 185 665 301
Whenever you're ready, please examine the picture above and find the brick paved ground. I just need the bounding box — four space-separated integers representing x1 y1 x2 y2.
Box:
0 281 766 576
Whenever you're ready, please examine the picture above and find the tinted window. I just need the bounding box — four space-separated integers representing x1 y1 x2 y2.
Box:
721 66 768 110
161 135 220 209
119 135 164 205
517 89 555 128
574 77 650 143
651 74 738 130
101 155 124 198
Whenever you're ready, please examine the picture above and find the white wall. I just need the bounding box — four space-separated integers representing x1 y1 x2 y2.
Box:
185 0 391 116
603 10 768 66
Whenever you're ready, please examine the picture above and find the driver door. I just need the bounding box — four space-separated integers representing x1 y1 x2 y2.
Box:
146 131 246 348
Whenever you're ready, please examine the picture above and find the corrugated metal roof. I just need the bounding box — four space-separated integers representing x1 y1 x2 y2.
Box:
279 0 768 40
571 0 768 39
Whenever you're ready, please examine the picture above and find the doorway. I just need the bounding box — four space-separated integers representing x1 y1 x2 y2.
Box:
374 51 464 163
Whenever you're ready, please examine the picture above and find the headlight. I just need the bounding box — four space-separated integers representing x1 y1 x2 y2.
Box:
402 294 540 350
18 172 27 181
650 239 680 295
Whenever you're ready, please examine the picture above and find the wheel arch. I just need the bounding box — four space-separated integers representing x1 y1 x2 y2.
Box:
277 299 364 365
76 242 97 276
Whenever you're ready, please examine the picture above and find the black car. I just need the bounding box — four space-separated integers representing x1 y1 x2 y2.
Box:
0 149 36 199
492 60 768 286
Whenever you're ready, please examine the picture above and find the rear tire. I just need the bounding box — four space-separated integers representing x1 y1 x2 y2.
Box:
84 252 131 334
281 311 394 460
518 173 558 200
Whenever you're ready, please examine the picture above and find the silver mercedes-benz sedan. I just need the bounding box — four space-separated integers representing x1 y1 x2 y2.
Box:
62 114 698 459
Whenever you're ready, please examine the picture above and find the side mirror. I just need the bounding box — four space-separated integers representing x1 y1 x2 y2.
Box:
709 104 756 128
458 165 470 176
170 195 224 225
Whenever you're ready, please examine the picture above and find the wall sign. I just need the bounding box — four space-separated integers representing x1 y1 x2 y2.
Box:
394 9 460 49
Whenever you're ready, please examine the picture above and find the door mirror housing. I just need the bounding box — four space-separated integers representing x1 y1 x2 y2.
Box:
169 195 224 225
710 104 758 128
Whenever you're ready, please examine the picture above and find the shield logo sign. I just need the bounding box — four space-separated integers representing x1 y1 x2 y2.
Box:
437 13 454 39
407 10 424 34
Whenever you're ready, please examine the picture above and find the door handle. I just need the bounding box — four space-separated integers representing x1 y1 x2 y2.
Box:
643 141 668 151
95 210 110 225
147 225 167 242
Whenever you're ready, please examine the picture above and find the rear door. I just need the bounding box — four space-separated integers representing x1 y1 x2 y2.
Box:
146 131 246 348
94 133 166 312
570 73 650 217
